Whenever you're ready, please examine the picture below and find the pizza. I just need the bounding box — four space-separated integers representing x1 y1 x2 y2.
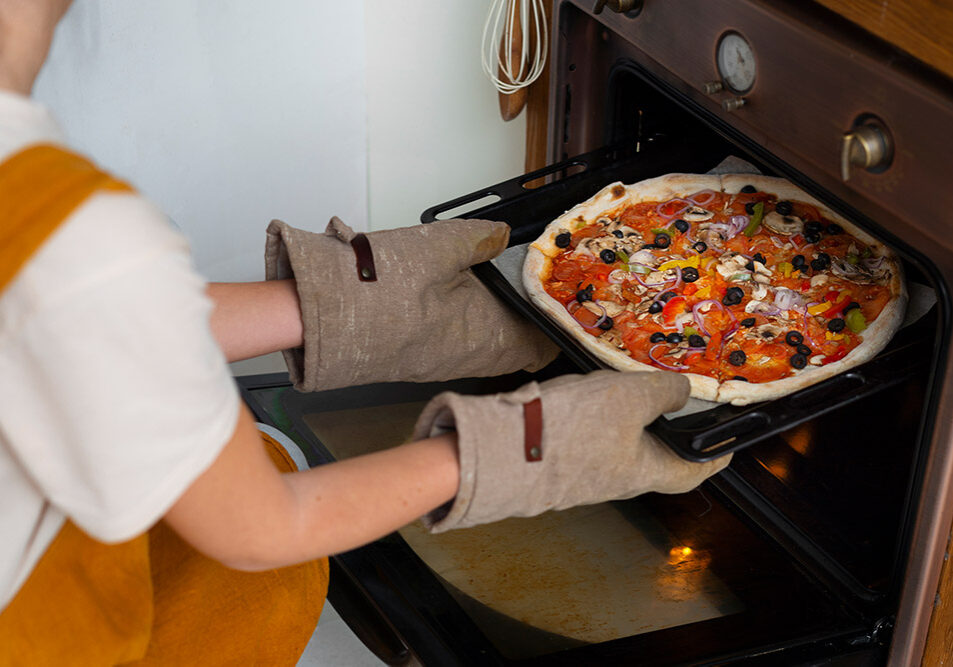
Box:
522 173 907 405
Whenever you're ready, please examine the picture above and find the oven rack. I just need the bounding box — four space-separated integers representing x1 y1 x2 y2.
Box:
421 141 929 462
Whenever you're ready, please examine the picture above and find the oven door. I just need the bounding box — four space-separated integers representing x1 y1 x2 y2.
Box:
239 364 889 666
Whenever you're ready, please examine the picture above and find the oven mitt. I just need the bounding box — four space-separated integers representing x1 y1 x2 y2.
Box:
412 370 731 532
265 217 558 391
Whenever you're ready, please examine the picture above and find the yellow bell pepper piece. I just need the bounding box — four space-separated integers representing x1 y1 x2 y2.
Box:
808 301 832 316
658 256 701 271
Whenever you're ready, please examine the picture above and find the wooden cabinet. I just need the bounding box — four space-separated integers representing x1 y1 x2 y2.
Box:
812 0 953 81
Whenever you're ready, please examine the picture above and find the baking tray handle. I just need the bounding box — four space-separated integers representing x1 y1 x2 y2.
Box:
420 144 638 225
653 337 929 461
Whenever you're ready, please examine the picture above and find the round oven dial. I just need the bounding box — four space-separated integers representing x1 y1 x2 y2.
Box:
716 32 757 94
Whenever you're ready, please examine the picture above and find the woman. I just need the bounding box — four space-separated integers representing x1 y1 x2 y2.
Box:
0 1 727 663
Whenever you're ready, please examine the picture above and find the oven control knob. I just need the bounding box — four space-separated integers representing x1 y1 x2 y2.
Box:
593 0 643 15
722 97 746 112
703 81 724 95
841 119 893 181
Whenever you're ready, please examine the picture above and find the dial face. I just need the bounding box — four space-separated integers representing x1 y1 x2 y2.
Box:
716 32 757 94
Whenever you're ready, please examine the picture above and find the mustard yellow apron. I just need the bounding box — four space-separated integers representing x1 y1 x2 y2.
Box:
0 145 329 665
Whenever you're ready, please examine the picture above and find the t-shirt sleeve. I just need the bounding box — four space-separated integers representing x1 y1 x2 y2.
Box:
0 191 240 543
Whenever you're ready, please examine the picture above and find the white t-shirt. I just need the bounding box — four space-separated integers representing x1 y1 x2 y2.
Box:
0 91 240 610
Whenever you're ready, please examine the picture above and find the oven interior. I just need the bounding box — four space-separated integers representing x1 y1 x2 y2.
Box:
240 3 950 664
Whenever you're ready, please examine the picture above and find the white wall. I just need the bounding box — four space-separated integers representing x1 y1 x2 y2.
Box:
364 1 526 231
32 1 528 374
34 1 369 282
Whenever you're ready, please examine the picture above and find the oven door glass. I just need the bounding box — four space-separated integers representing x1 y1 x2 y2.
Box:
241 367 869 665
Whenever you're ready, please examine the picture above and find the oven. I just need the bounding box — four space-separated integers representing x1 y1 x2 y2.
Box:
239 1 953 664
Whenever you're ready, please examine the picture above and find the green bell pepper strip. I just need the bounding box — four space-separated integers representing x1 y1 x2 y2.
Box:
744 202 765 237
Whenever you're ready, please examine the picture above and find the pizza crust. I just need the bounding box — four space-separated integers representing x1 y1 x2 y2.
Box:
522 173 907 405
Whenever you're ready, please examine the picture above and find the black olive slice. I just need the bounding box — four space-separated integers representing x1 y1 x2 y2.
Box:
828 318 846 332
555 232 571 248
722 287 744 307
775 200 794 215
811 253 831 271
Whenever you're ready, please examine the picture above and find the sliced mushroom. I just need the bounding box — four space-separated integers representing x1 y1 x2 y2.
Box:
810 273 830 288
752 323 784 340
762 211 805 236
830 256 889 285
715 252 748 278
682 206 714 222
745 300 781 316
597 299 626 317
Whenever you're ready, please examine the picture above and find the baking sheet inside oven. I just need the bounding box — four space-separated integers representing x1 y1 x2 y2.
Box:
294 396 838 662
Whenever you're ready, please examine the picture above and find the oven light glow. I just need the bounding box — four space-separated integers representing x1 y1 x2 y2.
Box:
669 546 695 561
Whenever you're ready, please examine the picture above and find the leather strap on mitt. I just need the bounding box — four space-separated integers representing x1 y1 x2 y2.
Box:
412 370 731 532
265 217 557 391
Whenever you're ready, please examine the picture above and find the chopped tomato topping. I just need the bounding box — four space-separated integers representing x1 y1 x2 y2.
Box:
662 296 688 326
825 346 849 363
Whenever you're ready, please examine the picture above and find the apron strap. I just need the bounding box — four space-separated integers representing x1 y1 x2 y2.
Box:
0 143 132 292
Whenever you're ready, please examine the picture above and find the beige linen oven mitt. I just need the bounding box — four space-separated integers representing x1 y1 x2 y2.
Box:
412 369 731 532
265 217 557 391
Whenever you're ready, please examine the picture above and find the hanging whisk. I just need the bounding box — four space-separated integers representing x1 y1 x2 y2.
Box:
481 0 549 96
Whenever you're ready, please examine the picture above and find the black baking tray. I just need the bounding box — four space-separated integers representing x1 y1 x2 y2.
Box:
420 142 930 462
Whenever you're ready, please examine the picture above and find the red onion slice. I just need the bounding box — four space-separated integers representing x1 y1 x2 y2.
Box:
727 215 749 238
656 198 692 219
773 288 804 311
688 189 718 206
567 300 606 330
692 299 738 337
648 344 688 371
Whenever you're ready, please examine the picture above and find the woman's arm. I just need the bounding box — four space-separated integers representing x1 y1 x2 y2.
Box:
163 404 460 570
206 280 303 363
